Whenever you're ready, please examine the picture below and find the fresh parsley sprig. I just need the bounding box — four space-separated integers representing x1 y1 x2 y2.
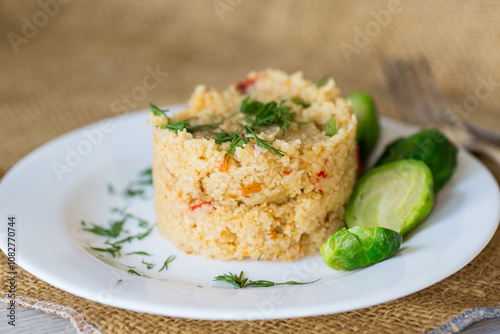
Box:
214 271 319 288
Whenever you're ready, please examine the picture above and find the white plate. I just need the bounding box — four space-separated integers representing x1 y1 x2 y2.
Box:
0 107 499 321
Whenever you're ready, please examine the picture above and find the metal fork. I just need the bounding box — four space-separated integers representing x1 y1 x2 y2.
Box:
382 57 500 166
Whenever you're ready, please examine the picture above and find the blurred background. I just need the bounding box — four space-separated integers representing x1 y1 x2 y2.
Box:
1 0 499 175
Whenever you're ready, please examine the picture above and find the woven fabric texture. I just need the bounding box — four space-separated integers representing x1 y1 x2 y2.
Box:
1 1 499 333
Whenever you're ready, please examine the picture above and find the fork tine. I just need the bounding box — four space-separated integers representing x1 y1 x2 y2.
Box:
382 59 428 126
412 57 451 125
382 57 451 127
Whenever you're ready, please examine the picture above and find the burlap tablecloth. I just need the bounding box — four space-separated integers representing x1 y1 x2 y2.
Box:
1 1 499 333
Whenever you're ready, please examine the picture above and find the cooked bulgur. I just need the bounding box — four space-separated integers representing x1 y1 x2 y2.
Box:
150 69 358 261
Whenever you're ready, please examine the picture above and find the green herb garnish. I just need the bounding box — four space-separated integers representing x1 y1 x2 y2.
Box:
82 218 126 238
161 119 190 132
124 213 150 228
90 244 122 258
137 226 154 240
214 271 319 289
186 121 222 133
150 103 168 117
257 253 263 261
107 184 115 195
158 255 176 272
142 259 155 269
123 187 144 198
113 236 136 245
133 168 153 185
240 98 295 136
316 75 328 88
324 114 339 137
245 127 285 157
127 251 152 256
128 269 141 276
291 97 310 108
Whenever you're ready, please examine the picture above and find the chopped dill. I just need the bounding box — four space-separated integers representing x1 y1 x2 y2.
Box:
137 226 154 240
107 184 115 195
128 269 141 276
82 218 126 238
142 259 155 269
150 103 168 117
291 97 310 108
316 75 329 88
324 114 339 137
123 187 145 198
158 255 176 272
257 253 263 261
161 119 190 132
126 251 152 256
214 271 320 289
245 127 285 157
90 244 122 258
240 98 295 136
124 213 150 228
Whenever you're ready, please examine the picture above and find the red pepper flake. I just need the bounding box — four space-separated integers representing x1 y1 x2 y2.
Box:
235 76 257 93
283 170 292 175
318 189 324 193
190 202 215 211
317 171 327 178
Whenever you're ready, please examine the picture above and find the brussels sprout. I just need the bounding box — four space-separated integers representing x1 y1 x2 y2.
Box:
345 159 434 236
375 129 458 192
347 91 380 162
321 227 402 271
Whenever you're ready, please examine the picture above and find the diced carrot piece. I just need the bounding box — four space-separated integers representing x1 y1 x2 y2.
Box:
219 157 229 172
268 231 278 240
241 182 262 195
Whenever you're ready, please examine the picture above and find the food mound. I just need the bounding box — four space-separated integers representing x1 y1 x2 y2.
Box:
150 69 358 261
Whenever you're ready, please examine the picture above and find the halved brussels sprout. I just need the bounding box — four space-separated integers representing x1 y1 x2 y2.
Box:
345 159 434 236
321 227 402 271
347 91 380 162
375 129 458 193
